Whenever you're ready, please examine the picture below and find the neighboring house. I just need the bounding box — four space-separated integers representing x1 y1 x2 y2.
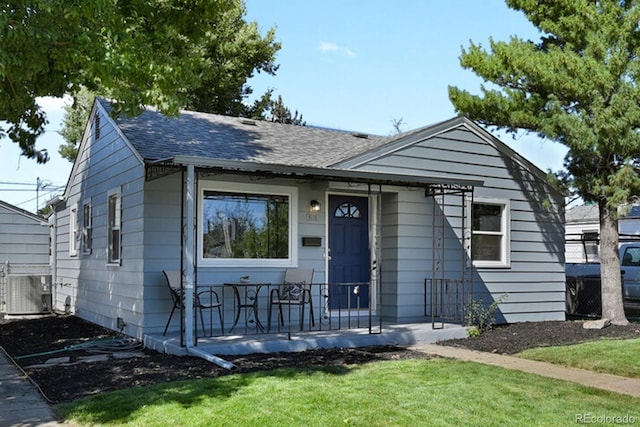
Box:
565 204 640 263
565 204 600 263
49 98 565 343
0 200 50 314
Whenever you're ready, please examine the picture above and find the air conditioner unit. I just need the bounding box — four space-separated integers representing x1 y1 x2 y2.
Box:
6 275 51 314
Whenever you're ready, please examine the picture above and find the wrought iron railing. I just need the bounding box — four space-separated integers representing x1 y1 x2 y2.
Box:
191 282 381 338
424 278 471 329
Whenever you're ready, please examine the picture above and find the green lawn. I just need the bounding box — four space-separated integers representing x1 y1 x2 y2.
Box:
518 338 640 378
56 358 639 427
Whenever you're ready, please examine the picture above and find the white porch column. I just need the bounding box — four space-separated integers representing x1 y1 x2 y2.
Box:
184 164 195 347
368 187 381 310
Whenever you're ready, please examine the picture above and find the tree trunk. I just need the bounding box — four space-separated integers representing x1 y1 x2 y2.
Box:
599 200 629 325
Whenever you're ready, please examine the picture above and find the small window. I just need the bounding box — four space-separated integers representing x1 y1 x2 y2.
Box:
581 231 599 263
334 203 361 218
94 113 101 141
69 205 79 256
82 202 92 255
471 200 510 267
108 191 121 264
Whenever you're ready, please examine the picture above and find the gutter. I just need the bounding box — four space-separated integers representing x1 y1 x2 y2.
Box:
170 155 483 189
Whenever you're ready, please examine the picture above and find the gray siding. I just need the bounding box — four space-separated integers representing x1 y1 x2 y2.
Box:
354 125 565 323
0 202 49 265
53 105 147 338
141 174 331 335
0 201 50 314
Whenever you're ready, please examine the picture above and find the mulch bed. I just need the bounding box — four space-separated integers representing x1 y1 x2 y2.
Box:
1 314 639 402
443 319 640 354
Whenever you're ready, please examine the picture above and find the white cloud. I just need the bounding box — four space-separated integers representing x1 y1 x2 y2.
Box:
319 41 356 58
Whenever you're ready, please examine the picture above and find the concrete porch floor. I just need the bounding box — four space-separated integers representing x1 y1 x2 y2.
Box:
144 321 469 358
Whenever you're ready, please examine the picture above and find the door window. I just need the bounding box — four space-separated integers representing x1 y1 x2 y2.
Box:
334 202 361 218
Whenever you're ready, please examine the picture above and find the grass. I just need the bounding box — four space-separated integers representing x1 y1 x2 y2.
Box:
518 338 640 378
56 359 640 427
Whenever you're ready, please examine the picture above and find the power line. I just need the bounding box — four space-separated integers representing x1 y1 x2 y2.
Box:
0 181 36 186
8 189 63 210
0 180 65 186
0 187 65 192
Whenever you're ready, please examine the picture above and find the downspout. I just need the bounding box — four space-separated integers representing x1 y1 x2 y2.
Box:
188 347 236 370
183 164 236 370
49 211 57 311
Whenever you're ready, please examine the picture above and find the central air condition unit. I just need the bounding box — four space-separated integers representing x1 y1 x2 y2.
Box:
6 275 52 315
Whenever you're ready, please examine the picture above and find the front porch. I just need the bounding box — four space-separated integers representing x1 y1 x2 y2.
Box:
149 279 471 360
164 277 469 333
144 321 469 358
152 160 477 355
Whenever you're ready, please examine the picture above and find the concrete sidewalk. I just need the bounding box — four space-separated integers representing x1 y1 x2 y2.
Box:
0 349 62 427
412 343 640 398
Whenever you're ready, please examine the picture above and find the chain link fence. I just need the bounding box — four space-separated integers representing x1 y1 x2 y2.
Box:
566 233 640 318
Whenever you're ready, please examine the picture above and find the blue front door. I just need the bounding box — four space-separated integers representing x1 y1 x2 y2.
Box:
328 195 369 310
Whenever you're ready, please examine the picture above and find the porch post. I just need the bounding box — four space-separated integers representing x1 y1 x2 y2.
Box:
368 185 382 328
184 164 196 347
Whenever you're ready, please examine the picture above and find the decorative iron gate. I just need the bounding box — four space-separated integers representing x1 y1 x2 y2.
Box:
425 185 474 329
425 278 471 328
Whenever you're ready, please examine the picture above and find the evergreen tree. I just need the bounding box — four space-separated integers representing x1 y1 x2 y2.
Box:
449 0 640 325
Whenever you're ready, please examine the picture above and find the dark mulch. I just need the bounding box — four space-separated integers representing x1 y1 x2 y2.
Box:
444 319 640 354
0 315 429 403
1 314 639 403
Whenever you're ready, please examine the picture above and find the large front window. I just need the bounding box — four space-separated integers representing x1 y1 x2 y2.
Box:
201 185 295 265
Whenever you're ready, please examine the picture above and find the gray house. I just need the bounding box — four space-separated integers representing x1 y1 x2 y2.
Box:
50 98 565 348
0 200 50 314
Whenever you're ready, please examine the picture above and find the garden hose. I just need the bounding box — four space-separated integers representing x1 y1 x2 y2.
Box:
15 336 141 360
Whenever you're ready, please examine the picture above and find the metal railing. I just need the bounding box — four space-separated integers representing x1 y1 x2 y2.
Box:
190 282 381 338
424 278 470 329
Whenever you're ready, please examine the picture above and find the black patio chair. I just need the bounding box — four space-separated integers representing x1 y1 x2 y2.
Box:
267 268 315 331
162 270 223 336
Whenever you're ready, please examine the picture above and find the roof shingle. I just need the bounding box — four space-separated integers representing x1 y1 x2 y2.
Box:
100 98 392 168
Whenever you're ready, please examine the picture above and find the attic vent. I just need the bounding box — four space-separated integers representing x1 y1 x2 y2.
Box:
94 114 101 140
351 132 369 139
240 119 257 126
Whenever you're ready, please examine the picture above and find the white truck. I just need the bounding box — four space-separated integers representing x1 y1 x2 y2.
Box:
565 243 640 315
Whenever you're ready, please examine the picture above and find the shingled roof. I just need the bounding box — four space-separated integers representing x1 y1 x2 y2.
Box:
99 98 393 168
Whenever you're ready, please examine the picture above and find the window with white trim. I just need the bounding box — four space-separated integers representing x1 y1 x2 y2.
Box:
200 183 297 266
82 201 92 255
107 190 121 265
471 200 510 267
69 204 79 256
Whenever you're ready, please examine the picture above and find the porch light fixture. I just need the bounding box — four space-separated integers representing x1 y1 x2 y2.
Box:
310 200 321 212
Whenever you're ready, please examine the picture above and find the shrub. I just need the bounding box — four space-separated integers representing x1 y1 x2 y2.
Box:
464 294 507 335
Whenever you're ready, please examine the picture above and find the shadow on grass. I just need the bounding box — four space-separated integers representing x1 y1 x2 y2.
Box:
56 365 354 425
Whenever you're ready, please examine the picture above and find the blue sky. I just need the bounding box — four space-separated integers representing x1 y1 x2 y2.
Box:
0 0 568 213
